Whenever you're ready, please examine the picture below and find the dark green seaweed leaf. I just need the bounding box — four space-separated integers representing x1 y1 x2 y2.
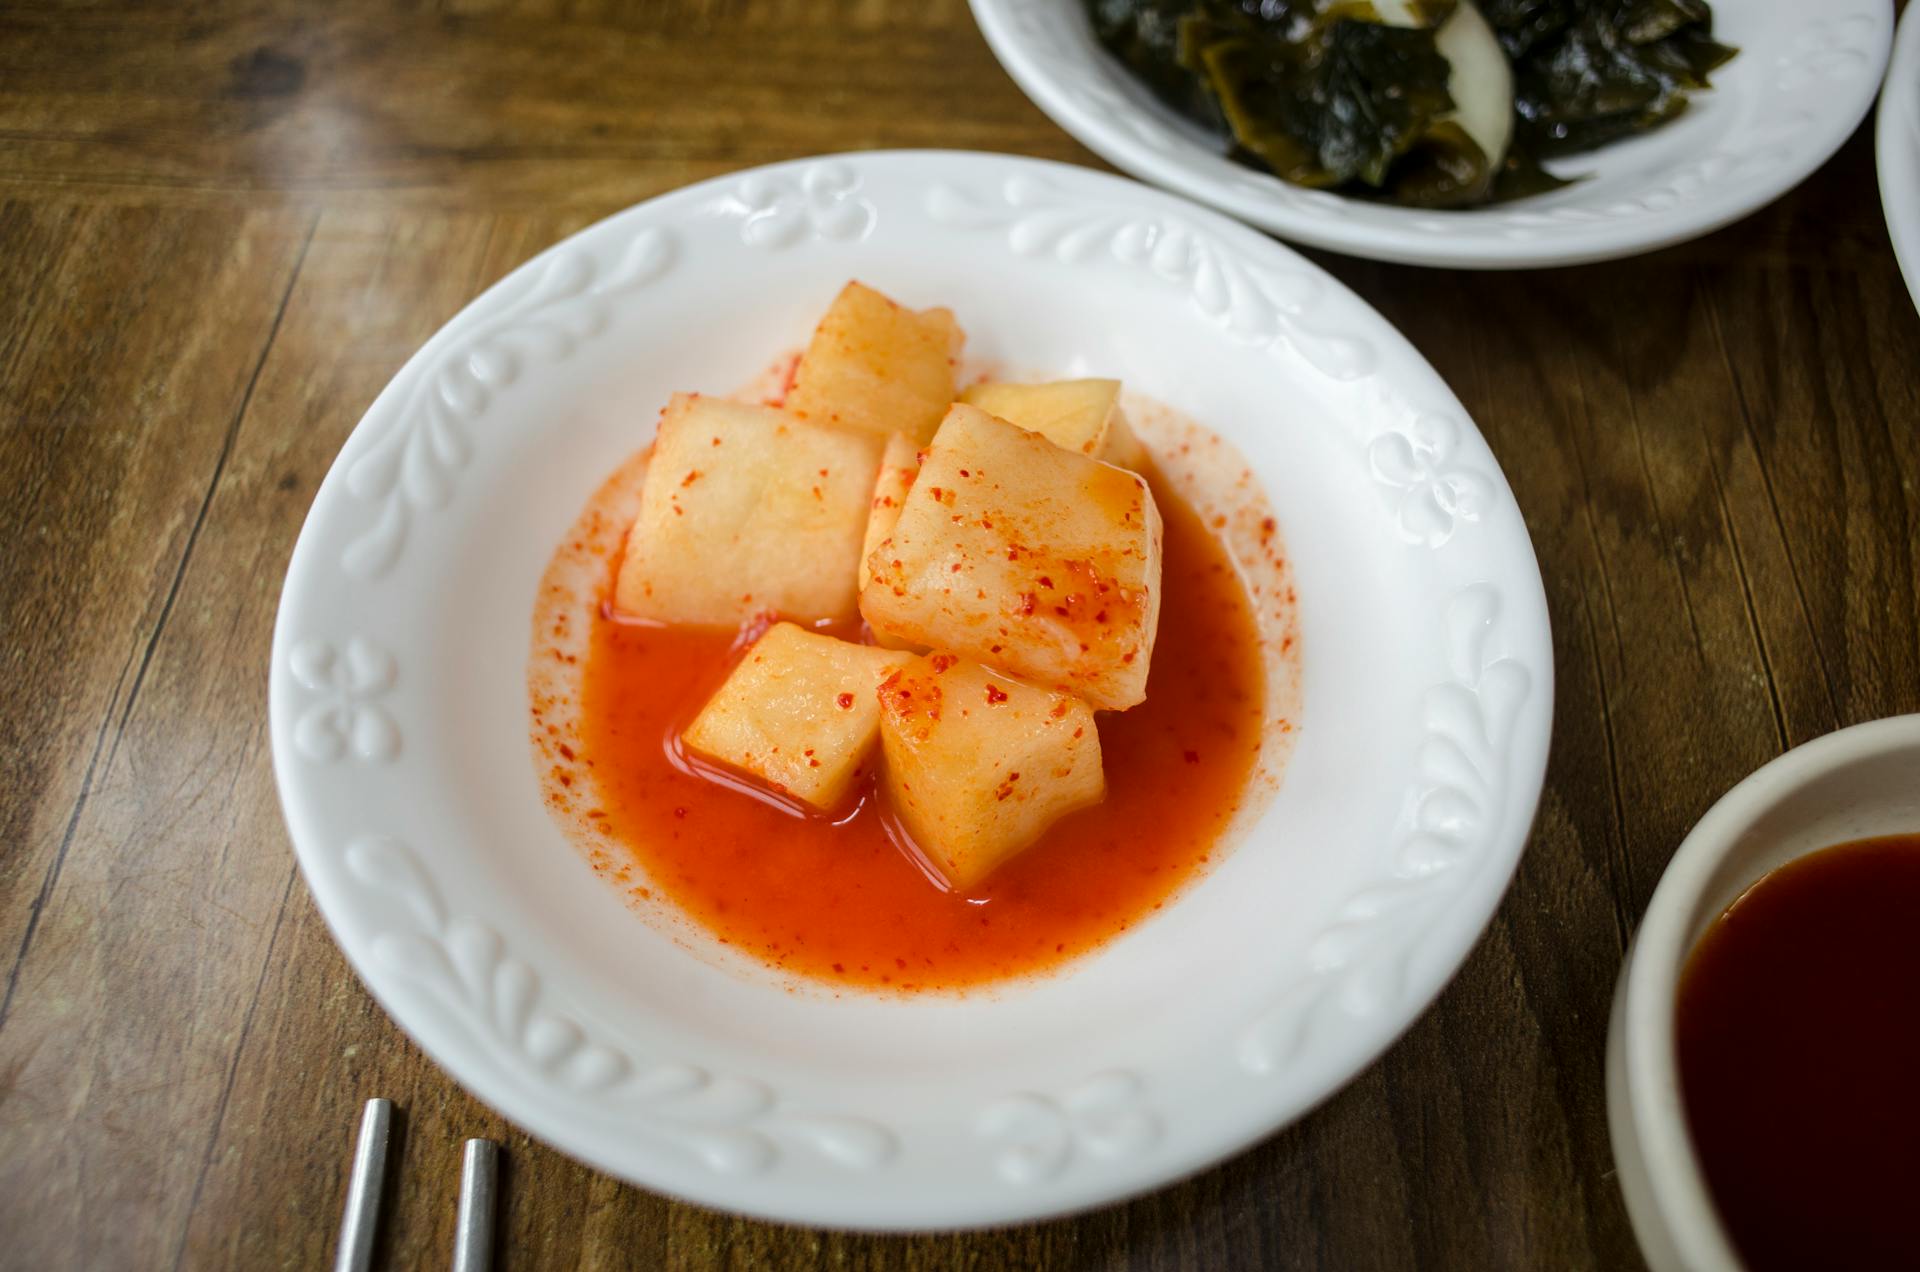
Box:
1620 0 1709 45
1082 0 1731 207
1200 17 1459 188
1488 0 1735 158
1089 0 1233 128
1477 0 1576 59
1371 120 1498 206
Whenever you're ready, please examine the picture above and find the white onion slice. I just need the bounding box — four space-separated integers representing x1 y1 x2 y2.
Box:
1369 0 1514 168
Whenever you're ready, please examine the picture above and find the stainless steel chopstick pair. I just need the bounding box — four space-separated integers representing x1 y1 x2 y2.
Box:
335 1098 498 1272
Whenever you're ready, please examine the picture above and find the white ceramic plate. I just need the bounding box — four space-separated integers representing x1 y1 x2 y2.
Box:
970 0 1892 269
1880 3 1920 311
270 151 1553 1229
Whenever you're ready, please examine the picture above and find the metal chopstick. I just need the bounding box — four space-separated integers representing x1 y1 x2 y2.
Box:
451 1138 499 1272
334 1098 394 1272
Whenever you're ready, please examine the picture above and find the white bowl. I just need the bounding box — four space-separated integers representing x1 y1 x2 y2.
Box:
1607 715 1920 1271
969 0 1892 269
271 150 1554 1228
1878 2 1920 311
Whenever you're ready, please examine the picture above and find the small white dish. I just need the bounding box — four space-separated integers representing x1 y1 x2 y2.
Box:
270 150 1553 1229
969 0 1892 269
1607 715 1920 1271
1878 3 1920 311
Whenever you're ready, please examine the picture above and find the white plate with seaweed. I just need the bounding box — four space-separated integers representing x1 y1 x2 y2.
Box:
972 0 1892 269
1880 2 1920 312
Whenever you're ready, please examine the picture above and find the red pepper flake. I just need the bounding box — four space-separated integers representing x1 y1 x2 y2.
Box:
680 470 702 487
673 807 688 819
811 486 823 500
836 692 855 709
959 469 970 477
985 685 1008 704
1184 750 1200 764
1019 592 1038 615
1038 575 1054 589
930 654 957 672
557 743 575 760
1049 701 1069 719
1072 726 1084 739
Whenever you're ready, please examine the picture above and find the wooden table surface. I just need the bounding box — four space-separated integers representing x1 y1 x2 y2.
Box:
3 1 1916 1267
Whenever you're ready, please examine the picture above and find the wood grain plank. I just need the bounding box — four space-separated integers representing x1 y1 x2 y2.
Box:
1702 188 1920 731
0 208 503 1271
0 2 1092 207
1482 263 1779 915
0 200 311 1025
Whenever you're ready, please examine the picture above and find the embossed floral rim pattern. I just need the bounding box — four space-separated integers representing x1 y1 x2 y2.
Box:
969 0 1892 269
270 152 1553 1229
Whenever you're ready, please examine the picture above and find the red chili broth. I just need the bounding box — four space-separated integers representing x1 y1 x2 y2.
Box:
577 469 1268 991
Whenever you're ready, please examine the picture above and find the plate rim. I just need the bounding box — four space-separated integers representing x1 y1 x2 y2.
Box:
1878 2 1920 312
967 0 1894 269
268 148 1556 1229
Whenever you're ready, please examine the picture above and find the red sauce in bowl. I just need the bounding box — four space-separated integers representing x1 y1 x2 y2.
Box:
575 469 1273 991
1674 833 1920 1269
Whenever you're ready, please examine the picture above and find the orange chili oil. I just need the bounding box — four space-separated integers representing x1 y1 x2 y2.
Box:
1674 833 1920 1270
578 471 1269 991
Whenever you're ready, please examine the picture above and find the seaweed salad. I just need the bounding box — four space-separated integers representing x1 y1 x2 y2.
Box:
1086 0 1736 207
